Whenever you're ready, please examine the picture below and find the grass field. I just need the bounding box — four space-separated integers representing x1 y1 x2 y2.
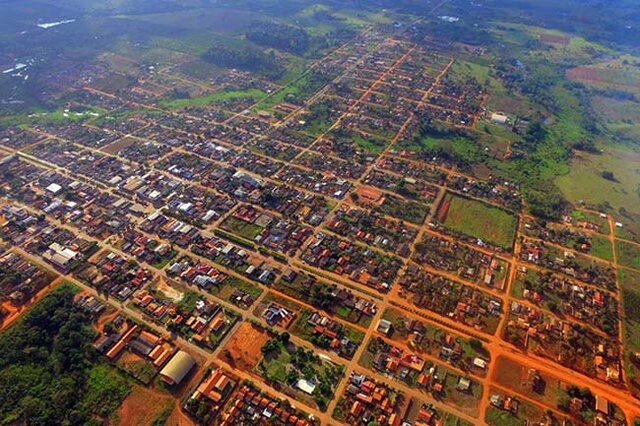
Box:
159 88 267 109
614 213 640 243
221 216 265 240
261 341 292 382
441 194 517 250
400 134 480 164
590 234 614 262
216 276 263 300
616 240 640 270
556 143 640 214
485 384 549 426
620 269 640 397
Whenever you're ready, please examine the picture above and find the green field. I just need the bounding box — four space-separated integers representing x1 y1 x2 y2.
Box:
442 194 518 250
590 234 614 262
614 213 640 244
556 143 640 214
616 240 640 270
221 216 265 240
620 269 640 397
158 88 267 109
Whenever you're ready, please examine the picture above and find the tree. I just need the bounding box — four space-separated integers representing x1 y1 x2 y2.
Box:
261 339 280 355
600 170 617 182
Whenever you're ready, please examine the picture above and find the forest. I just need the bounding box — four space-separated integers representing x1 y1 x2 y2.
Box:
0 284 129 426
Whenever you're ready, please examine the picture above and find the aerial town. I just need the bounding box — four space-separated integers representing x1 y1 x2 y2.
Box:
1 0 640 425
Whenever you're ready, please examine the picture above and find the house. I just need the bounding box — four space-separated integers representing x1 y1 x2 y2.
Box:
595 395 609 416
296 379 316 395
263 302 295 328
377 319 393 336
456 377 471 393
191 368 234 403
491 113 508 124
473 357 487 370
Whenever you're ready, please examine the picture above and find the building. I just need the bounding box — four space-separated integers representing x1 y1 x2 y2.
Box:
377 319 392 336
191 368 234 403
160 350 195 385
491 113 508 124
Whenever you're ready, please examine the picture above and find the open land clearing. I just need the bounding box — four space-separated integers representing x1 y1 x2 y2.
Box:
438 193 517 250
556 143 640 214
219 321 270 372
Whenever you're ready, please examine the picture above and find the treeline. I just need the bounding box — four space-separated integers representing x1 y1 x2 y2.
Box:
247 21 313 55
202 43 283 78
410 117 479 169
0 284 130 425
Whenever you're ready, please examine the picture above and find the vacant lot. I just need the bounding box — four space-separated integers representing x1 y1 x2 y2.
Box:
440 194 517 250
102 136 137 155
620 269 640 397
219 322 270 372
220 216 265 240
614 212 640 244
616 240 640 270
589 234 614 262
114 384 173 426
116 351 157 385
492 356 562 408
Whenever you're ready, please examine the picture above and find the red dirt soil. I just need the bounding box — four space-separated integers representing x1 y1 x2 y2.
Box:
218 322 269 372
115 384 173 426
566 67 602 83
164 403 196 426
436 196 451 223
539 34 571 46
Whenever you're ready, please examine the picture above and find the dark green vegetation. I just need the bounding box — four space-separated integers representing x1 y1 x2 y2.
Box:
248 21 313 55
258 335 344 411
202 43 284 78
0 283 130 425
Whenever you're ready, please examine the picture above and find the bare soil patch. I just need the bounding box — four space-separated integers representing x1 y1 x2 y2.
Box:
539 34 570 45
115 384 173 426
566 67 602 83
102 137 138 155
219 322 269 372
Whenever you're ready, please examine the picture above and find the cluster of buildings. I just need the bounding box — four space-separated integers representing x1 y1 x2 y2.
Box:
304 310 360 359
517 268 618 337
507 301 622 383
412 233 506 290
326 205 418 257
15 170 134 239
218 384 316 426
446 175 522 212
186 367 236 423
94 317 194 386
75 250 153 300
400 266 503 333
25 226 96 272
519 239 616 292
132 285 236 350
0 204 49 246
340 372 402 426
0 251 55 304
301 233 403 292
